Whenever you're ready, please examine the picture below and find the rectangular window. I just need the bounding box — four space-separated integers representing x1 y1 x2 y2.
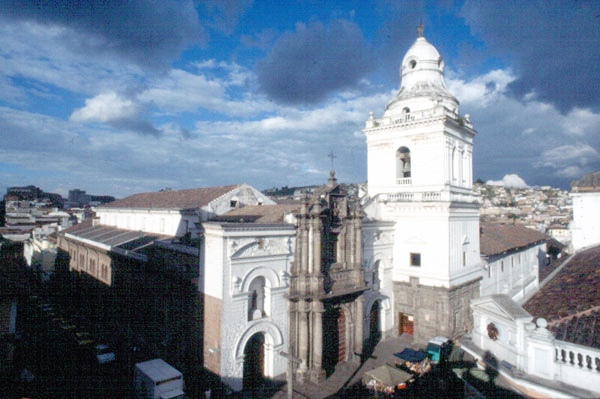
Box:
501 261 504 273
463 251 467 267
410 253 421 267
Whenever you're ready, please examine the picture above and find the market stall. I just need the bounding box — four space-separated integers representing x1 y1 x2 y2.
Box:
362 364 414 397
393 348 432 376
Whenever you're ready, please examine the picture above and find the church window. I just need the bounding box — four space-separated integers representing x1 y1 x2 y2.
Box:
462 251 466 267
248 277 266 320
402 107 410 114
410 253 421 267
409 60 417 69
230 200 238 208
396 147 411 181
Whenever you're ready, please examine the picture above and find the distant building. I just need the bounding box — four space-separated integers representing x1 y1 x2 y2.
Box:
570 171 600 251
66 189 115 207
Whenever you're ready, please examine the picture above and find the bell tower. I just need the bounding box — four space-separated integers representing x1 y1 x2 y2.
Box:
363 25 481 342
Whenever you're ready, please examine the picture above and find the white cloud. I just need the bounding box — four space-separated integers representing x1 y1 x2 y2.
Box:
446 69 515 106
70 92 140 123
538 144 599 167
0 21 142 97
447 68 600 187
561 107 600 137
486 174 529 188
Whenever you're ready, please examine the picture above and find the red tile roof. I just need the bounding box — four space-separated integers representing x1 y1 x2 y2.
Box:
524 245 600 348
98 185 240 210
480 222 548 256
211 204 301 224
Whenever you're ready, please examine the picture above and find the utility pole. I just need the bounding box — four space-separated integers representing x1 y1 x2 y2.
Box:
279 350 301 399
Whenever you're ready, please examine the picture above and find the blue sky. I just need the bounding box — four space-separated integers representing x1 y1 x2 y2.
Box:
0 0 599 198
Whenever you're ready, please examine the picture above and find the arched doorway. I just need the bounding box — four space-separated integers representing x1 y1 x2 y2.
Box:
243 333 265 394
323 307 346 375
367 301 381 356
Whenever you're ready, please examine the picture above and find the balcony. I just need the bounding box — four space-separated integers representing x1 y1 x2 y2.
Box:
365 105 473 129
382 191 479 204
288 266 366 300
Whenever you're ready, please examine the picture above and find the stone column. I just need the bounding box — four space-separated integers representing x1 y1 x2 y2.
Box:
310 301 326 383
313 217 321 274
297 300 309 382
354 295 364 361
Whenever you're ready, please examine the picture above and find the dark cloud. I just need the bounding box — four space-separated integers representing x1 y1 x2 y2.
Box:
255 19 372 104
0 0 204 66
461 0 600 112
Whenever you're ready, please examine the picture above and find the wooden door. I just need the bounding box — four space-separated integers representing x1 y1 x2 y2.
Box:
399 313 414 335
337 310 346 362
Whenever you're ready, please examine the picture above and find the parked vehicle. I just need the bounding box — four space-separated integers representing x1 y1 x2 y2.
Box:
426 336 453 363
134 358 185 399
95 344 116 364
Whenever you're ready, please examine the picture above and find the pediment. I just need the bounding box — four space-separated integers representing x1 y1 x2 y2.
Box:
472 295 532 323
231 238 291 259
474 302 514 322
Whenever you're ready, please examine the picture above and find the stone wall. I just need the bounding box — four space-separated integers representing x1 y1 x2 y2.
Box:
393 277 480 344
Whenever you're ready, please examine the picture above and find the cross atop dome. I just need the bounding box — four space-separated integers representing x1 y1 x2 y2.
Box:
417 22 424 38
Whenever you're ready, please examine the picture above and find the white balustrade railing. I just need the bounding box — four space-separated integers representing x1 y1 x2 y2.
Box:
366 105 473 129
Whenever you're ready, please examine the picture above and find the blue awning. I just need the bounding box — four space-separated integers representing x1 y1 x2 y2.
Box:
394 348 428 362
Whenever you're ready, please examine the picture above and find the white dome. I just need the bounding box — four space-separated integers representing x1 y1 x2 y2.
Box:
402 37 442 67
384 27 458 116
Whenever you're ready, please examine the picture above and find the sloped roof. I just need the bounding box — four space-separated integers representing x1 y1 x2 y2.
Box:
63 220 168 249
524 245 600 348
211 204 301 224
480 222 548 256
99 185 240 210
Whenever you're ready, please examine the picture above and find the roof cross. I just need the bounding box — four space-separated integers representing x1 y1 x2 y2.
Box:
328 150 336 171
417 22 424 38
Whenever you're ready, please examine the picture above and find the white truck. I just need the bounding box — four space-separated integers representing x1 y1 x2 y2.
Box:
134 358 185 399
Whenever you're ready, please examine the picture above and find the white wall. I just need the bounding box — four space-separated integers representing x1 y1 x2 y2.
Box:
480 243 544 303
571 192 600 251
202 222 294 392
362 221 395 338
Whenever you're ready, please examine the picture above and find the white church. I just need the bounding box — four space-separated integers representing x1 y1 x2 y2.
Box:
60 26 561 395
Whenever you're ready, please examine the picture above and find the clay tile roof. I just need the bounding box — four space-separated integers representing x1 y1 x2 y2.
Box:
524 245 600 348
99 185 240 210
480 222 548 256
211 204 301 224
571 171 600 192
